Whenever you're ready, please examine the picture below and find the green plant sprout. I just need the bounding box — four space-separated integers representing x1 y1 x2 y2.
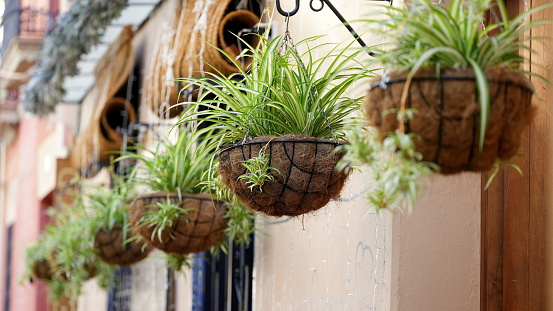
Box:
137 200 193 244
237 148 282 192
338 117 438 213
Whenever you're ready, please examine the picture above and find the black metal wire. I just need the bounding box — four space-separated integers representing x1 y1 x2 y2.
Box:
274 0 393 56
370 76 534 92
219 138 344 154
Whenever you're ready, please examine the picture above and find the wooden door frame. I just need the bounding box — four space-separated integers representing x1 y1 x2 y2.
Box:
480 1 550 310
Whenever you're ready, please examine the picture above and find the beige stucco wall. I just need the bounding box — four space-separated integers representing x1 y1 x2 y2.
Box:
390 174 481 310
253 170 392 310
130 255 169 311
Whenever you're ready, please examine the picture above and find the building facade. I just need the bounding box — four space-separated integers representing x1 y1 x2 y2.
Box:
0 0 551 310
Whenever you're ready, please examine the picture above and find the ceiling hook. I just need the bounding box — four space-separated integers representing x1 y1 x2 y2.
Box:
275 0 300 17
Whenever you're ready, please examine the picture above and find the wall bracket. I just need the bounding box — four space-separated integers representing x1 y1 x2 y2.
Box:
275 0 393 56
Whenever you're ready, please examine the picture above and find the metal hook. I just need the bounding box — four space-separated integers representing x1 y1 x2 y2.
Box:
275 0 300 17
309 0 324 12
274 0 392 57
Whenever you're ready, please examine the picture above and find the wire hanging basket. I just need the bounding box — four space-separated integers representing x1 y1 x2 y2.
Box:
218 135 349 217
365 67 534 174
94 226 152 267
130 192 228 254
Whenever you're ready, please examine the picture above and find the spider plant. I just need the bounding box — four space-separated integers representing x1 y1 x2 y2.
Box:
165 253 192 273
117 129 212 196
23 201 113 301
236 148 277 191
81 169 152 266
202 162 257 248
337 117 438 213
364 0 552 148
139 200 194 244
175 29 372 148
23 236 55 283
116 129 229 250
84 172 135 241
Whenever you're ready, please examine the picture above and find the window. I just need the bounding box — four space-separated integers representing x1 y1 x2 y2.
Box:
4 225 12 311
107 267 132 311
192 235 254 311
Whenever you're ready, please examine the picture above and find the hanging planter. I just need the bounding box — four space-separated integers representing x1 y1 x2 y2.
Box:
25 239 54 282
94 226 152 266
49 248 98 281
130 192 227 254
365 67 534 174
81 171 153 267
31 259 53 281
176 27 370 216
218 136 348 216
331 0 553 213
115 129 235 255
23 194 115 300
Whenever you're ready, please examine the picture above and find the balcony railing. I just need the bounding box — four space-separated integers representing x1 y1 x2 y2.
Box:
1 6 58 56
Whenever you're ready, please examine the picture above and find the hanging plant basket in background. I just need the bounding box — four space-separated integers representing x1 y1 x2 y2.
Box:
48 250 96 281
94 226 152 267
365 67 534 174
218 135 349 217
130 192 228 254
31 259 53 281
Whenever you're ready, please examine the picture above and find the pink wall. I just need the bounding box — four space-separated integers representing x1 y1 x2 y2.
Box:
10 117 41 311
0 123 21 311
19 0 50 10
1 117 54 311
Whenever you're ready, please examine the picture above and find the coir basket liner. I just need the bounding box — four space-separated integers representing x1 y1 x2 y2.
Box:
94 226 152 267
365 67 534 174
130 192 227 254
218 136 349 217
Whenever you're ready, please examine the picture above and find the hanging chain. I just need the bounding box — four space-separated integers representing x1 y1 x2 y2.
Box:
280 15 295 51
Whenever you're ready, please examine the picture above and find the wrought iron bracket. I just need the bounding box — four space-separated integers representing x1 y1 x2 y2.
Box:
275 0 393 56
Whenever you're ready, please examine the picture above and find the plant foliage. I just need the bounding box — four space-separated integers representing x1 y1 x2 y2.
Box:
236 148 280 192
176 30 372 148
22 0 128 115
337 118 438 213
83 171 136 237
165 253 192 273
24 201 113 301
116 130 213 195
138 199 193 244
